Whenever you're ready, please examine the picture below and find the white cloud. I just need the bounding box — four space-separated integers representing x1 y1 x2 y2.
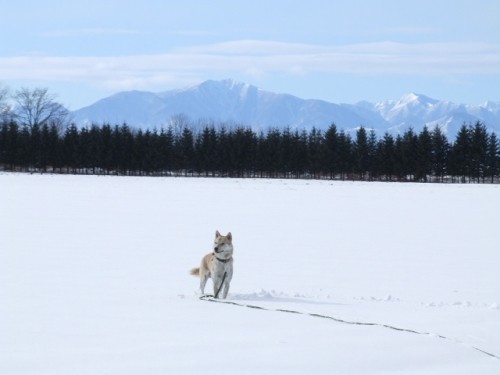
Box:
2 40 500 91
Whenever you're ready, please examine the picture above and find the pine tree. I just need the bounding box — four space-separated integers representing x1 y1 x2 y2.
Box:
14 125 30 171
450 124 472 182
367 129 379 181
380 132 395 181
430 126 449 182
227 127 257 177
177 127 195 176
353 126 369 180
88 125 103 174
3 122 20 169
63 124 80 173
159 126 175 175
79 127 92 173
40 123 58 172
470 121 488 182
486 132 499 183
324 124 339 179
416 126 433 182
115 124 135 174
255 131 266 178
0 122 8 166
216 126 231 177
307 127 324 179
260 128 282 178
337 130 353 180
290 130 308 178
244 127 258 177
100 125 114 174
29 123 42 170
401 128 418 180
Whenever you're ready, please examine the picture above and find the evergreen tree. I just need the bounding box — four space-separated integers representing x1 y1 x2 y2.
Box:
79 127 92 173
147 130 164 174
323 124 339 179
450 124 472 182
260 128 282 178
367 129 379 180
118 124 135 174
280 127 293 176
177 127 195 175
393 135 405 180
215 126 232 176
353 126 369 180
3 122 20 169
100 125 114 173
290 130 308 178
470 121 488 182
430 126 449 182
226 127 257 177
416 126 433 181
87 125 103 174
63 124 80 173
380 132 395 181
40 123 58 172
159 126 175 174
337 130 352 180
29 123 42 169
307 127 324 179
0 122 8 166
255 131 267 178
401 128 418 180
133 129 146 174
486 132 499 183
244 127 258 176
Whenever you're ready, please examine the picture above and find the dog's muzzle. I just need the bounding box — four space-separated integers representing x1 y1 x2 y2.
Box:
214 247 223 253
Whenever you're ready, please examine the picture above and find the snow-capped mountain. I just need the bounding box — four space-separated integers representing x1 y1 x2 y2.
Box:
72 79 500 137
368 93 490 136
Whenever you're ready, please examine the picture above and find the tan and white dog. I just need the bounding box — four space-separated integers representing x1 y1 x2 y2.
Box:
190 231 234 299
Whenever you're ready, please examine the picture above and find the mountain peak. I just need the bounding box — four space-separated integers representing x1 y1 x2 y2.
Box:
398 92 438 106
196 78 251 90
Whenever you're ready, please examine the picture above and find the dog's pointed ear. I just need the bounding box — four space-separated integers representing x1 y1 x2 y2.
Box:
215 230 221 238
227 232 232 241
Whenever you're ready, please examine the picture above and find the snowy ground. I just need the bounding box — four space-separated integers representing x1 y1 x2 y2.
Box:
1 173 499 374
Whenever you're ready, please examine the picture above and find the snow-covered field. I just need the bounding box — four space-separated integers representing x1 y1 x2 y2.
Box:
1 173 499 374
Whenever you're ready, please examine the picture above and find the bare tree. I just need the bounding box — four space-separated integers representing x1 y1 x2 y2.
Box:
14 87 69 129
0 83 12 122
167 113 192 136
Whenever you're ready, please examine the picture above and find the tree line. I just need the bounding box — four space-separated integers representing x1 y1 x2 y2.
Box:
1 119 499 183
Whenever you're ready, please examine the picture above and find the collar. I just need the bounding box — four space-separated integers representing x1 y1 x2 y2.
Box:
213 253 232 263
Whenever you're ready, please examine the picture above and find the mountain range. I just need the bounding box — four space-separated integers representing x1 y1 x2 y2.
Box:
72 79 500 137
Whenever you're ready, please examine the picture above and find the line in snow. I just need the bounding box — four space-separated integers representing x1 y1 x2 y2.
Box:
199 295 500 361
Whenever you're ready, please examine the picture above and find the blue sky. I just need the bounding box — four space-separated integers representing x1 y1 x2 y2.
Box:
1 0 500 109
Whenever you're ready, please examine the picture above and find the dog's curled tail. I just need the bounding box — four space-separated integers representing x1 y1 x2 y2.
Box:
190 268 200 276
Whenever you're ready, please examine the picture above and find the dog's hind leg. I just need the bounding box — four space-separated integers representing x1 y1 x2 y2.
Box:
200 272 209 295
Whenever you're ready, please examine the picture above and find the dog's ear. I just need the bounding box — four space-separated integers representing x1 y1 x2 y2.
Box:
215 230 221 238
227 232 232 241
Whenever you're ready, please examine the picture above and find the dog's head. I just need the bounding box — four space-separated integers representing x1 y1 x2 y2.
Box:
213 230 233 256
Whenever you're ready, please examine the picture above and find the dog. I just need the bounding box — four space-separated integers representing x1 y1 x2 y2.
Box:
190 230 234 299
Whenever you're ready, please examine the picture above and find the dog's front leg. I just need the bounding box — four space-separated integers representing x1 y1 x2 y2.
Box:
222 281 230 299
212 272 223 298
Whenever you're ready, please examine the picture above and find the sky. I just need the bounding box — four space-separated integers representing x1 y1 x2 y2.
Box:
1 0 500 110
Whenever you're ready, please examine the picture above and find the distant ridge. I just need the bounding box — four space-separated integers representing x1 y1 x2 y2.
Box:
72 79 500 137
